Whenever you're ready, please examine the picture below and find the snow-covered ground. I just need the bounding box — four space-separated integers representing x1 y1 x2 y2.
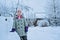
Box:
27 26 60 40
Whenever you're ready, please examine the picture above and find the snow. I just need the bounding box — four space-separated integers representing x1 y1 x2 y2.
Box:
0 17 20 40
27 26 60 40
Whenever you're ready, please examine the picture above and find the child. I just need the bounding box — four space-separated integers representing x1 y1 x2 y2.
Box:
11 9 27 40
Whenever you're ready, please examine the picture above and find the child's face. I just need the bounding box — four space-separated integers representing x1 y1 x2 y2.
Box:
17 10 22 16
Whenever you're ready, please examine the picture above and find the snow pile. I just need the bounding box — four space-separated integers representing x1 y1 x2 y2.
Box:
0 17 20 40
37 20 49 27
